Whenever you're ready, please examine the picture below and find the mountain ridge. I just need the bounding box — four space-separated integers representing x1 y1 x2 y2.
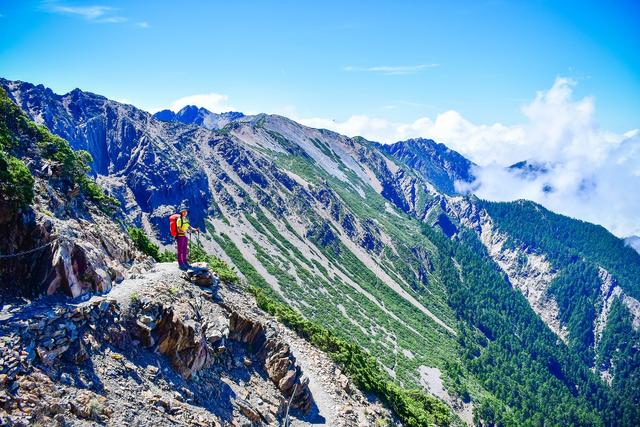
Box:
3 77 640 425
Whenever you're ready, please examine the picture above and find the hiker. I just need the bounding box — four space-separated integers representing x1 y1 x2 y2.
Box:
171 207 199 270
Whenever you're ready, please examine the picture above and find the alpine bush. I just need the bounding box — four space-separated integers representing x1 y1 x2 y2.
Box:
0 151 34 209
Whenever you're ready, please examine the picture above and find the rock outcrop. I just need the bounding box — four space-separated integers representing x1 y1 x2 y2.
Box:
595 267 640 346
0 85 142 302
229 311 313 412
379 138 475 195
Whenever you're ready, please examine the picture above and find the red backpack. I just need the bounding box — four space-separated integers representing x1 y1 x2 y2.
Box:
169 213 181 237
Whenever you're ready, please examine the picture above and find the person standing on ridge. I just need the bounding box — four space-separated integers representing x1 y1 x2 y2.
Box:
175 207 199 270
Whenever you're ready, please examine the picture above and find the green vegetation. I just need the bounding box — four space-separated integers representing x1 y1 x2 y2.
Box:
128 226 239 284
127 227 175 262
239 209 461 388
212 232 273 294
0 150 34 209
422 224 635 426
130 291 140 303
81 175 120 212
309 137 342 164
547 261 600 362
481 199 640 422
250 286 452 426
596 299 640 421
37 132 119 212
482 199 640 300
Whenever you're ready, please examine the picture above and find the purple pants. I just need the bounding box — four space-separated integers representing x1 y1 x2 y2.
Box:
177 236 188 265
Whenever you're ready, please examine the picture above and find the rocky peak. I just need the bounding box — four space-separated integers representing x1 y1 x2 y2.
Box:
380 137 475 195
153 105 245 130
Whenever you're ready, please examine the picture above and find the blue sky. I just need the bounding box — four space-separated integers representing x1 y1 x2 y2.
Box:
1 1 640 236
0 0 639 132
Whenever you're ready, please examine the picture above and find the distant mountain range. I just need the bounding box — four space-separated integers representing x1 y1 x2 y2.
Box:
2 77 639 425
154 105 245 130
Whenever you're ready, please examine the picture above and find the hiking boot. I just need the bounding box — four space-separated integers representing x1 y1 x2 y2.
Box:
178 264 188 271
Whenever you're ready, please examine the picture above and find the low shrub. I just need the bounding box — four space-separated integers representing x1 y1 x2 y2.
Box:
128 227 163 260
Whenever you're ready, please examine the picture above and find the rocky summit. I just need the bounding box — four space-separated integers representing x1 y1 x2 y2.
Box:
1 78 640 426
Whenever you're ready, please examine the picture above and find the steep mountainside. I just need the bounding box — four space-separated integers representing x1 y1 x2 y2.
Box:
3 78 640 425
0 86 140 301
478 200 640 408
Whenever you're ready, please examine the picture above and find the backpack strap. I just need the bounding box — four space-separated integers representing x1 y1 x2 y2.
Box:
177 216 188 236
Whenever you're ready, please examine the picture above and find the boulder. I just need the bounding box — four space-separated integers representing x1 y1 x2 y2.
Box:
154 307 214 379
182 263 219 288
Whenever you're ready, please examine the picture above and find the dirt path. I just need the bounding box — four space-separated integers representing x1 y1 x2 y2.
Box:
286 336 338 425
0 261 168 323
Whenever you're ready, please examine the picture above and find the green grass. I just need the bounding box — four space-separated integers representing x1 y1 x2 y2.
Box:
187 240 239 284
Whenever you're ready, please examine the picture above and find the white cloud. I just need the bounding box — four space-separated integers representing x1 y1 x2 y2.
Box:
99 15 126 23
135 21 150 29
344 64 439 75
299 78 640 237
169 93 235 113
42 1 127 23
299 111 526 164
